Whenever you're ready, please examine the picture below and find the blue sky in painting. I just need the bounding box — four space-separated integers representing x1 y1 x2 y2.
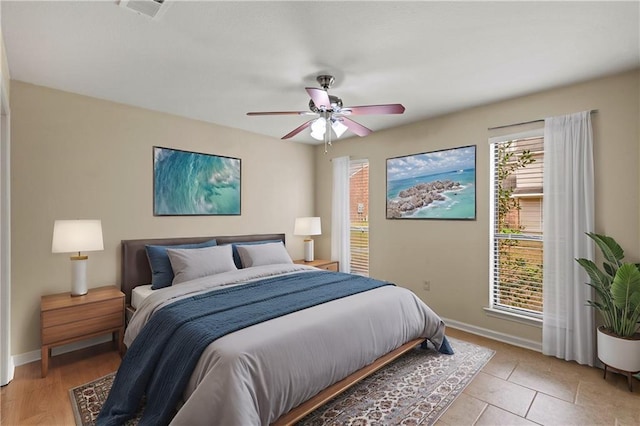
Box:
387 146 476 182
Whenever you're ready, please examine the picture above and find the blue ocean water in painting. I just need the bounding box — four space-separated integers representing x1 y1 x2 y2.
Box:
154 148 240 215
387 169 476 219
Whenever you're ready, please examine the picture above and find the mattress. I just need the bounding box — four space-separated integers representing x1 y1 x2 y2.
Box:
131 284 153 309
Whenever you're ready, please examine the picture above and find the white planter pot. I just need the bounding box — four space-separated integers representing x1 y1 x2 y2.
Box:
597 326 640 373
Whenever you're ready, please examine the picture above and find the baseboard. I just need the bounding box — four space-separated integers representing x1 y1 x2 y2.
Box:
441 316 542 353
12 335 113 367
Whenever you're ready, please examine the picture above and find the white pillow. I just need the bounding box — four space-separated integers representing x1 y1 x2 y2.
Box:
236 241 293 268
167 244 237 285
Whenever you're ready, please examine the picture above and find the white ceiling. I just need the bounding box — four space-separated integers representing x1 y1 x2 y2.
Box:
2 1 639 144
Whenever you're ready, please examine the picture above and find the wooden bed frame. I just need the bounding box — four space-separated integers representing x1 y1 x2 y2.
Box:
120 233 424 425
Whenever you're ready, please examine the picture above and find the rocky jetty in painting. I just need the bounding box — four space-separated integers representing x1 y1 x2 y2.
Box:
387 179 462 218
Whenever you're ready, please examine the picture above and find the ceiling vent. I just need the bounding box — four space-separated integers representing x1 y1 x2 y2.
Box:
119 0 170 20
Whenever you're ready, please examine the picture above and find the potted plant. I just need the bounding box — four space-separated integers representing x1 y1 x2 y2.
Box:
576 232 640 390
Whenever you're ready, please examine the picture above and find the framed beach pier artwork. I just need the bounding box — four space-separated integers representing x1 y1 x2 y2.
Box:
153 146 241 216
386 145 476 220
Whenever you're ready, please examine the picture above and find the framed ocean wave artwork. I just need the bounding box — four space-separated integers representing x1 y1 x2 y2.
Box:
153 146 241 216
386 145 476 220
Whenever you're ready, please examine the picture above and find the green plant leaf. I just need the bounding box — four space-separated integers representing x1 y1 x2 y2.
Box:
612 263 640 309
603 262 616 278
611 263 640 337
586 232 624 267
576 258 611 291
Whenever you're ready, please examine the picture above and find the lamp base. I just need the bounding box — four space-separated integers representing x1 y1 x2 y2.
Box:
70 256 88 297
303 239 315 262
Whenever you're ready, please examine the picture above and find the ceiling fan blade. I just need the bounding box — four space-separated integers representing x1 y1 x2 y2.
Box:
281 119 315 140
247 111 310 116
306 88 331 110
341 117 372 137
342 104 405 115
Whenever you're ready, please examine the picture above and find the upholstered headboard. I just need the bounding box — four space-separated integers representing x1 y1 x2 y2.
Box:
121 233 285 305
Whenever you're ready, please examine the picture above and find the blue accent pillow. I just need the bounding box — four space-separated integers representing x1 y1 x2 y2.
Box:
146 239 217 289
225 240 282 269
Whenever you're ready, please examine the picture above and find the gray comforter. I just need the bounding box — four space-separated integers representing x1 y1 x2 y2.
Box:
125 264 446 425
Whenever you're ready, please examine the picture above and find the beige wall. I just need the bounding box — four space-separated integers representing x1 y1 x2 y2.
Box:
314 69 640 345
10 81 316 354
9 70 640 355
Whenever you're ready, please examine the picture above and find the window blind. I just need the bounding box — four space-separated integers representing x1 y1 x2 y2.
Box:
349 160 369 276
490 136 544 316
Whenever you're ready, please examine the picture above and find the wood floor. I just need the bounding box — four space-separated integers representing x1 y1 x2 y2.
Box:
1 329 639 425
1 342 120 425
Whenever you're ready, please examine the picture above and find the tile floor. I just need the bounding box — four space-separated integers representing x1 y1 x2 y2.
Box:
440 328 640 426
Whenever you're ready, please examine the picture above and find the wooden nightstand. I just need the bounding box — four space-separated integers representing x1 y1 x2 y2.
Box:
294 259 339 272
40 285 125 377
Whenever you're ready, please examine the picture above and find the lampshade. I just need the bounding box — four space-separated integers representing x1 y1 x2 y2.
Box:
52 219 104 296
52 220 104 254
310 117 326 141
309 117 349 142
332 119 348 138
294 217 322 236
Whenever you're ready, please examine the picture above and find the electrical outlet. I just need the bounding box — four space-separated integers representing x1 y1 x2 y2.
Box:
423 280 431 291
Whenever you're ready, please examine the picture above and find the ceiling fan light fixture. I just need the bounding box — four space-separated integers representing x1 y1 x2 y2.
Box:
310 117 326 141
331 119 348 138
310 130 325 141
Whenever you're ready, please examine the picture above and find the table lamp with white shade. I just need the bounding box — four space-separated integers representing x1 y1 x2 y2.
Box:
52 219 104 296
294 217 321 262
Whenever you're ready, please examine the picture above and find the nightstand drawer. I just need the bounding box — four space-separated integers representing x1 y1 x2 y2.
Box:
42 311 123 345
42 299 122 327
294 259 339 271
318 263 338 272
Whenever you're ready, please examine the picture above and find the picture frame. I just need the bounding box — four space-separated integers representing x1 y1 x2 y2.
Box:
386 145 476 220
153 146 241 216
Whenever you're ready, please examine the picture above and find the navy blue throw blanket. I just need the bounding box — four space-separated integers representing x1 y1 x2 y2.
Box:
97 271 395 426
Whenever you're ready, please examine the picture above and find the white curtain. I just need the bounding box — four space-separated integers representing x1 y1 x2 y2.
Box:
331 156 351 273
542 110 595 366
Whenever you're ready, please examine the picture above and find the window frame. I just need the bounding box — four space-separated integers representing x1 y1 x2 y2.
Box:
488 128 544 324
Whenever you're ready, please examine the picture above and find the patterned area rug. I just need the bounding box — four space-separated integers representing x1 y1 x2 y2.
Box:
69 337 494 426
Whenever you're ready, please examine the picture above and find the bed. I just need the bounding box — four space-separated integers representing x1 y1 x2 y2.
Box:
98 233 450 426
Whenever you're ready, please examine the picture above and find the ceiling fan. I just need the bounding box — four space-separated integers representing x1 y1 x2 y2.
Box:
247 75 405 150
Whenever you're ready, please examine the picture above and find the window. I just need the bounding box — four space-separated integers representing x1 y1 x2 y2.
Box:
489 132 544 319
349 160 369 276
